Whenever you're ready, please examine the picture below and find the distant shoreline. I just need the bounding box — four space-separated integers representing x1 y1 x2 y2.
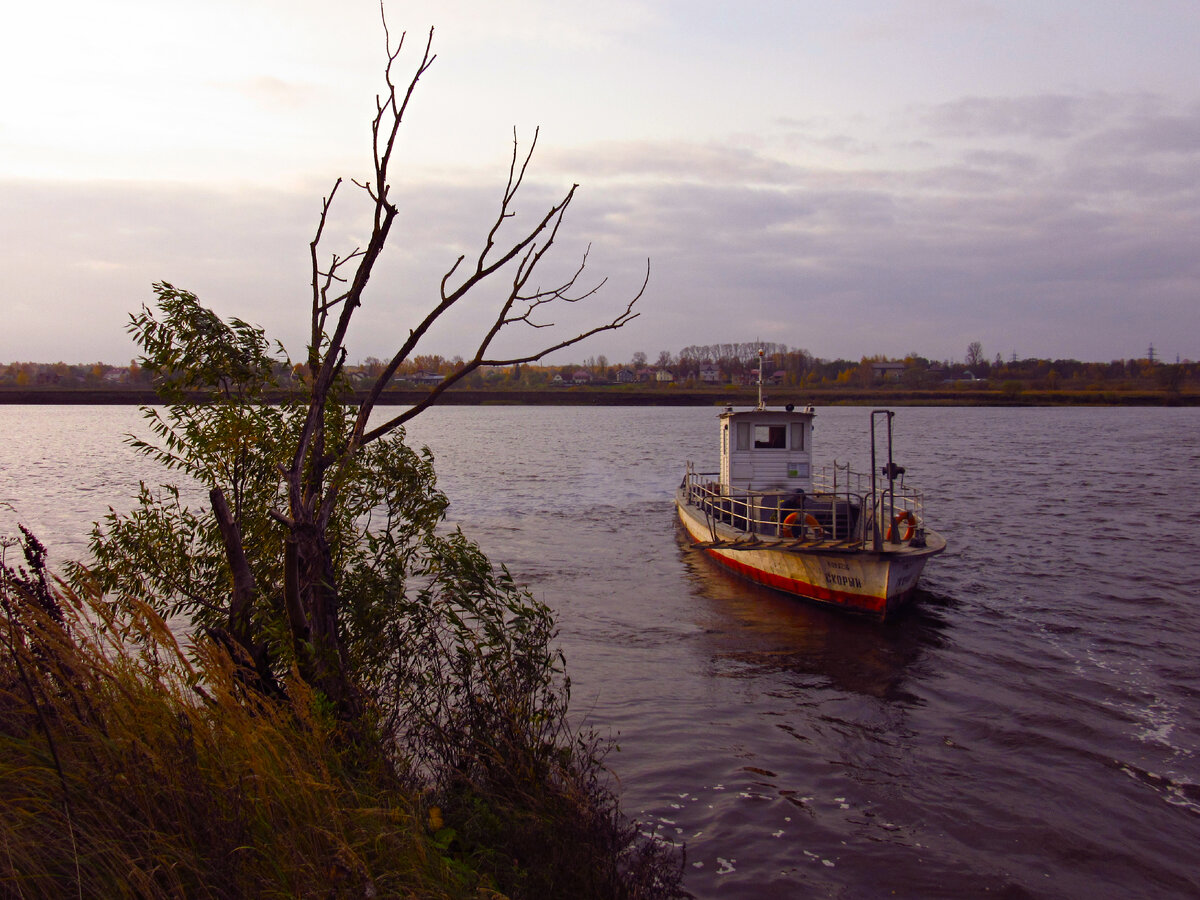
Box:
0 386 1195 406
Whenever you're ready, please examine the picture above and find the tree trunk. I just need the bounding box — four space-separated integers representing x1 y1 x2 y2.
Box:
209 487 256 647
288 521 361 721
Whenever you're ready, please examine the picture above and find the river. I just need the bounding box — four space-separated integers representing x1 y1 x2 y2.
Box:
2 404 1199 898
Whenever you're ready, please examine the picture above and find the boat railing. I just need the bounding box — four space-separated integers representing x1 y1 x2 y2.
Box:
681 465 927 547
811 464 926 545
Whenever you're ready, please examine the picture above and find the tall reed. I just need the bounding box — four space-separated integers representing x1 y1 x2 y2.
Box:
0 531 462 899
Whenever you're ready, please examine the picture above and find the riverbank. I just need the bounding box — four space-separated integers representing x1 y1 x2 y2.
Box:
1 385 1196 406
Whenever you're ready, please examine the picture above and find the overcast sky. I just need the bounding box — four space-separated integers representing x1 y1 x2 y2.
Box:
4 0 1198 367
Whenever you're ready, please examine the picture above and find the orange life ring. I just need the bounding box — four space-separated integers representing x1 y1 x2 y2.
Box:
783 511 825 540
885 510 917 543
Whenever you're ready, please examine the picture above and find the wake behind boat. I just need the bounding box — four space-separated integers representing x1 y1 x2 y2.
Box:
675 398 946 618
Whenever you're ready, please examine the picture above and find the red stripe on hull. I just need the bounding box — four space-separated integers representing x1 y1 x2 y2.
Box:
706 547 890 615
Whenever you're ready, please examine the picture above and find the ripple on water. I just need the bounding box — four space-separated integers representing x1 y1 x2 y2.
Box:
5 405 1200 899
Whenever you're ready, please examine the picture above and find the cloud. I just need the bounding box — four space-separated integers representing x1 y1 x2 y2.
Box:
4 84 1200 367
919 93 1127 140
542 141 798 186
538 96 1200 362
1081 110 1200 159
846 0 1004 42
0 179 316 361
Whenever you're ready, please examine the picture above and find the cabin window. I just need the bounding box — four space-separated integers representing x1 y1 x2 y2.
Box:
754 425 786 449
736 422 751 450
790 422 805 451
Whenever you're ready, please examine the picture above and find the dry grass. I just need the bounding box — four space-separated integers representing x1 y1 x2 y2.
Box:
0 541 463 900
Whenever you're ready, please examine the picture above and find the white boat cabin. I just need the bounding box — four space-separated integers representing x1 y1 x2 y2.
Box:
719 405 815 492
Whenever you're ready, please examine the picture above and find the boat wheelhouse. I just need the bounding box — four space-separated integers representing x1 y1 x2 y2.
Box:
676 403 946 617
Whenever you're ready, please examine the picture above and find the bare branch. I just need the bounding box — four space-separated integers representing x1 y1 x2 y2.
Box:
349 173 577 442
360 258 648 443
308 179 342 365
268 507 295 529
289 19 436 526
289 18 647 611
477 128 540 266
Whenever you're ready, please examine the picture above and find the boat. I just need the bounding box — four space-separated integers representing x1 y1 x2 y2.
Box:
675 370 946 617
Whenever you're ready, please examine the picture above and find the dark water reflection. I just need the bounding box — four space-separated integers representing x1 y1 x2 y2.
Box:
681 545 947 703
3 404 1199 898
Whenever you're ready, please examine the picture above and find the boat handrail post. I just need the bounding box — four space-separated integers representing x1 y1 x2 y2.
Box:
869 412 880 549
830 464 838 540
873 415 883 549
886 411 896 542
869 409 898 548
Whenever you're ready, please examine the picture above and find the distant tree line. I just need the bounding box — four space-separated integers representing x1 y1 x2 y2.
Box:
4 343 1196 395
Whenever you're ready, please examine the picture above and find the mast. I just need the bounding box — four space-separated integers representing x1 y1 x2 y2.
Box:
756 348 765 410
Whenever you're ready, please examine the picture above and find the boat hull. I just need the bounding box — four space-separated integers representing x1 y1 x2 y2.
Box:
676 489 944 617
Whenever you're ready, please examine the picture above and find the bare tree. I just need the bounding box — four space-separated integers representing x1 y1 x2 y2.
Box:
965 341 984 369
208 19 646 716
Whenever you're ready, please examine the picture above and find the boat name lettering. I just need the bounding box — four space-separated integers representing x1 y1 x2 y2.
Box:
825 572 863 589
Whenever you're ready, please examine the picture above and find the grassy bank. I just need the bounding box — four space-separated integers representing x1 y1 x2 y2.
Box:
1 532 683 899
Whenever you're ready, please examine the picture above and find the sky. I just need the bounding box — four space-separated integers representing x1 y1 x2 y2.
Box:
3 0 1199 367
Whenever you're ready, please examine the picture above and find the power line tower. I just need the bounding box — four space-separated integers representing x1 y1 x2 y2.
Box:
1147 344 1157 364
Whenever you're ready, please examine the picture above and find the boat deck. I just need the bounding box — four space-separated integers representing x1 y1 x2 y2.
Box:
678 466 942 557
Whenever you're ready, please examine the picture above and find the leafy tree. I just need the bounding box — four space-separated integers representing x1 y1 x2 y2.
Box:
75 22 645 728
69 19 680 896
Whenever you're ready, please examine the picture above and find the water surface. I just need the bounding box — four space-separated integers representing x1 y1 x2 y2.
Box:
2 404 1198 898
